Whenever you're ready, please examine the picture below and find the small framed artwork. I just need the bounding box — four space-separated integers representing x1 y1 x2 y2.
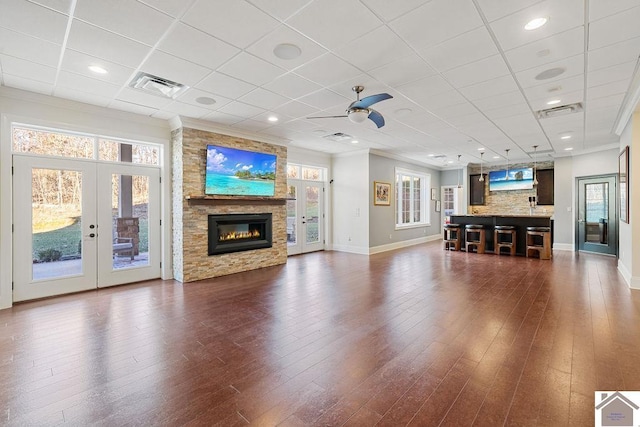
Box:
619 146 629 223
431 188 437 200
374 181 391 206
435 200 441 212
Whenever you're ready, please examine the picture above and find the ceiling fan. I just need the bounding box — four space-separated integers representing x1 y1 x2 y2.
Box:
307 86 393 128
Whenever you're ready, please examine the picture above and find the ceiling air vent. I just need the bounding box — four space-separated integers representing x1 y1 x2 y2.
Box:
323 132 353 142
128 72 188 99
536 102 583 119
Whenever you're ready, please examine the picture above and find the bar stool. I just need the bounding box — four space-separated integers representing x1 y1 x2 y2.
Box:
526 226 551 260
443 224 462 251
494 225 516 256
465 224 486 254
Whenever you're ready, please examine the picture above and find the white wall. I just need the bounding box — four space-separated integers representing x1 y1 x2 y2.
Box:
0 87 171 309
331 150 369 254
619 118 633 283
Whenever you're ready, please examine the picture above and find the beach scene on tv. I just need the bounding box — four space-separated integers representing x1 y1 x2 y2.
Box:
205 145 276 196
489 167 534 191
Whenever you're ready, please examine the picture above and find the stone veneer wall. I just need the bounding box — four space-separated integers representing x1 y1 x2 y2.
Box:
467 160 555 216
172 127 287 282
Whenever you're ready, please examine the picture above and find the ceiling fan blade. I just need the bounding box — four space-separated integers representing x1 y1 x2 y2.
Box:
306 115 348 119
368 109 385 128
351 93 393 109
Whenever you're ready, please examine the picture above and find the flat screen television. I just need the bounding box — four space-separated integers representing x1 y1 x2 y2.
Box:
489 167 534 191
205 145 276 196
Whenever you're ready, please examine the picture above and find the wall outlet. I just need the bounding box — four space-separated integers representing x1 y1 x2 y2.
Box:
389 234 393 240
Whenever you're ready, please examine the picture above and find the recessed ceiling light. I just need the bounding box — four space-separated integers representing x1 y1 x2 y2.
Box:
548 86 562 93
427 154 435 157
564 147 573 151
273 43 302 60
561 135 572 140
313 129 327 135
196 96 216 105
267 116 278 122
493 156 500 159
537 49 551 57
547 99 561 105
524 17 548 31
535 67 565 80
447 160 454 164
477 147 485 151
351 140 358 144
88 65 108 74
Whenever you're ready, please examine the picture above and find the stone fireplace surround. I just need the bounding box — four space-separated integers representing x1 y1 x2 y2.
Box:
171 127 288 282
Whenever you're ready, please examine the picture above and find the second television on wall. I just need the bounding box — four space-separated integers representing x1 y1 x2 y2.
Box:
489 167 534 191
205 144 276 196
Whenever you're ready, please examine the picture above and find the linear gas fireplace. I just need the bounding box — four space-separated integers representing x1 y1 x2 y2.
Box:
208 213 272 255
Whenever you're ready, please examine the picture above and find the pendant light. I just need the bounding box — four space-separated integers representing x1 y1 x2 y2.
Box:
505 148 510 180
479 152 485 182
457 154 462 188
532 145 539 185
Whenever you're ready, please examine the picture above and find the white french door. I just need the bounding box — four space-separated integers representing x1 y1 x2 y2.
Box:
286 180 324 255
12 155 160 301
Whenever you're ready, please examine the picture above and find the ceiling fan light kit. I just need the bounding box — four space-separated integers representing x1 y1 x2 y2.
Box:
307 85 393 128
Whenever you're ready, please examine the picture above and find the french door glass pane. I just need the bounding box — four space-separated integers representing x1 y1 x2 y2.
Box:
585 182 608 244
32 168 83 280
111 174 150 269
305 186 319 244
286 185 297 245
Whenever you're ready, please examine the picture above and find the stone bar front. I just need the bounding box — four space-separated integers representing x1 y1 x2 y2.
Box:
450 215 553 255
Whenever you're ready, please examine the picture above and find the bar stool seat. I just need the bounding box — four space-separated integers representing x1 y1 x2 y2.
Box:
444 224 461 251
494 225 516 256
526 226 551 260
465 224 486 254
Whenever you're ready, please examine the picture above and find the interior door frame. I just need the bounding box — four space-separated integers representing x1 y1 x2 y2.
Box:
575 174 618 256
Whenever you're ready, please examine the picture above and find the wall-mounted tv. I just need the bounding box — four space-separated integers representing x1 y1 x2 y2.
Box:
489 167 534 191
205 145 276 196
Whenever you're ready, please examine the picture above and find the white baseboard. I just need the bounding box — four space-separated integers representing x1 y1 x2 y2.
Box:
331 243 369 255
618 261 632 287
553 243 574 251
369 234 441 255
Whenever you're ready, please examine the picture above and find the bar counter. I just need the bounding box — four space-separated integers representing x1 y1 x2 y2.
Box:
450 214 553 255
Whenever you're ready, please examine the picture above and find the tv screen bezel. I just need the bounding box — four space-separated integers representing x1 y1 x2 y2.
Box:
205 144 277 197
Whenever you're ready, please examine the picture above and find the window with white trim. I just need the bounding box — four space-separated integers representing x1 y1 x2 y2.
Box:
395 167 430 227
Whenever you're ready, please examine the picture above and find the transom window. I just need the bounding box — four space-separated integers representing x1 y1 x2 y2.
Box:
287 164 324 181
12 125 160 166
395 167 430 228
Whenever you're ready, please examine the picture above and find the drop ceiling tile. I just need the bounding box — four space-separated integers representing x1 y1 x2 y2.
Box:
217 52 286 86
182 0 280 49
294 54 362 87
158 23 241 71
336 26 413 72
286 0 382 50
53 86 112 107
61 49 135 86
588 37 640 72
0 1 68 44
141 50 212 87
390 0 483 51
74 0 173 46
252 111 295 124
368 54 437 88
230 119 273 132
274 100 320 119
297 89 350 110
483 102 532 120
586 93 625 111
587 60 636 88
515 54 584 88
521 74 584 100
56 70 121 98
202 111 244 125
263 73 321 99
110 99 159 116
419 90 470 112
444 54 511 88
397 75 455 104
590 2 640 26
238 88 289 110
196 72 257 99
420 27 498 73
529 89 583 111
116 87 174 109
151 110 178 120
279 119 323 132
0 27 61 68
458 75 520 100
361 0 431 22
246 23 327 71
2 74 54 95
218 101 266 118
139 0 192 17
587 79 631 101
247 0 310 21
475 0 543 22
473 90 528 111
436 102 481 120
176 87 233 110
67 20 151 68
489 0 584 51
0 55 56 84
30 0 73 14
590 6 640 51
163 101 212 119
505 27 584 73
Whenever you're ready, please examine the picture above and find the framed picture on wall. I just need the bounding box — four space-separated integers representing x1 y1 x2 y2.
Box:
619 146 629 223
374 181 391 206
431 188 437 200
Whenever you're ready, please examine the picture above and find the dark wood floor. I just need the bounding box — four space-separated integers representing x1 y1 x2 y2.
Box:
1 242 639 426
